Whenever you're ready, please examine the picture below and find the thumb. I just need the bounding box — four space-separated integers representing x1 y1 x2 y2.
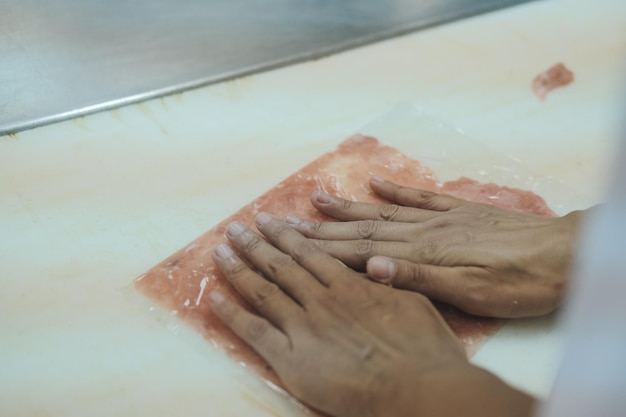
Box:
366 256 467 305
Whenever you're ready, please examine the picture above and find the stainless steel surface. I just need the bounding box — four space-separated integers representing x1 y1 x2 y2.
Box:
0 0 532 135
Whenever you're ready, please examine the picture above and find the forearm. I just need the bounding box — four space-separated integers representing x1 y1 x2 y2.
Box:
386 364 536 417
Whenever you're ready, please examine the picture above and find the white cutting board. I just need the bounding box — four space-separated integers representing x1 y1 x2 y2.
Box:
1 1 625 416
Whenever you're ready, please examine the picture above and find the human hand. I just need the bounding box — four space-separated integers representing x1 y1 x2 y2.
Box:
208 212 470 417
284 177 584 318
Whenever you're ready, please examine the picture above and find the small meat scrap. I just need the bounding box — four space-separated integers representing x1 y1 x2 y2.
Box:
532 62 574 101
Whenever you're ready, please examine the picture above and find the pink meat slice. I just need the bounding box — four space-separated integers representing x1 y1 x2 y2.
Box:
135 135 554 408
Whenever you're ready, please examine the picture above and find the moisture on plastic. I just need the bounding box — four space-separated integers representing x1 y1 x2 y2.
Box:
361 102 577 215
134 133 555 413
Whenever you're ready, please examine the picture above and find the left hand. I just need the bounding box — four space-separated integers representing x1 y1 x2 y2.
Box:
208 212 469 417
281 177 581 318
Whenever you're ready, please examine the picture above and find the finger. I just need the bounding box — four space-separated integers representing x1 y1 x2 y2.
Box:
284 215 417 242
209 290 291 365
369 176 467 211
366 256 492 317
310 190 440 223
225 221 325 305
212 243 302 329
311 239 414 270
255 212 354 287
312 230 476 268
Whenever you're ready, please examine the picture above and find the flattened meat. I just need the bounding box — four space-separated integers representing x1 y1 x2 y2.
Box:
135 135 554 412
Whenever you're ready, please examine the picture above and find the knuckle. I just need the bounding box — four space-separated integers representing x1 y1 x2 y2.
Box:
311 239 332 251
418 191 441 210
339 198 355 212
462 229 475 244
420 238 440 258
466 288 489 310
355 239 374 259
310 221 325 237
241 234 263 253
266 223 290 242
266 254 297 275
432 219 453 230
356 220 378 239
253 282 280 307
418 189 437 199
395 185 415 201
405 264 436 299
408 263 424 287
246 319 270 340
292 240 319 261
228 261 249 278
377 204 400 221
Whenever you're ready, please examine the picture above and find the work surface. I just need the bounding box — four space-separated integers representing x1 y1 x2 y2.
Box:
0 0 531 134
1 1 625 416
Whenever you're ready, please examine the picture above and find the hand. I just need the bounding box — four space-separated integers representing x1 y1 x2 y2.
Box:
209 212 465 416
284 177 584 318
208 212 532 417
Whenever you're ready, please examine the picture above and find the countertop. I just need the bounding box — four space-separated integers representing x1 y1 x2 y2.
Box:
1 1 625 416
0 0 531 134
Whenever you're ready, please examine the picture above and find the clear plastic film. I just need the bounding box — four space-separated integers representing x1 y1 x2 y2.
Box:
361 102 579 215
133 103 573 415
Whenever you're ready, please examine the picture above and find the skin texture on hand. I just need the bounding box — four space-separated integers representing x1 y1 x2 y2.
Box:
209 212 533 417
284 176 584 318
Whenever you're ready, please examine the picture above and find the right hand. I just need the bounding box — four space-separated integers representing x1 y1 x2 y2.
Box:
284 176 585 318
210 213 534 417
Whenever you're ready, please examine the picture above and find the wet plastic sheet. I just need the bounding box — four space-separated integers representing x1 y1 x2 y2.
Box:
361 103 577 214
134 104 560 413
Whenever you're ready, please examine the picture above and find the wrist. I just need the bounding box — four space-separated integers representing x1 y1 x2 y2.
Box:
560 208 586 259
380 363 536 417
543 208 587 312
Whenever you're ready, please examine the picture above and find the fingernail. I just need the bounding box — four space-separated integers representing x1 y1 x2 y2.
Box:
367 256 396 284
284 214 301 226
256 212 272 226
313 190 331 204
227 221 246 236
214 243 234 259
209 290 224 304
371 175 384 184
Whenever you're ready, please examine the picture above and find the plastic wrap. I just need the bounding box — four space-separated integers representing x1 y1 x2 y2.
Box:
134 109 558 413
362 103 577 215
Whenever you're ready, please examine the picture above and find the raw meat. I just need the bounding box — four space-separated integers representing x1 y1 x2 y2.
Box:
135 135 554 410
532 62 574 101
